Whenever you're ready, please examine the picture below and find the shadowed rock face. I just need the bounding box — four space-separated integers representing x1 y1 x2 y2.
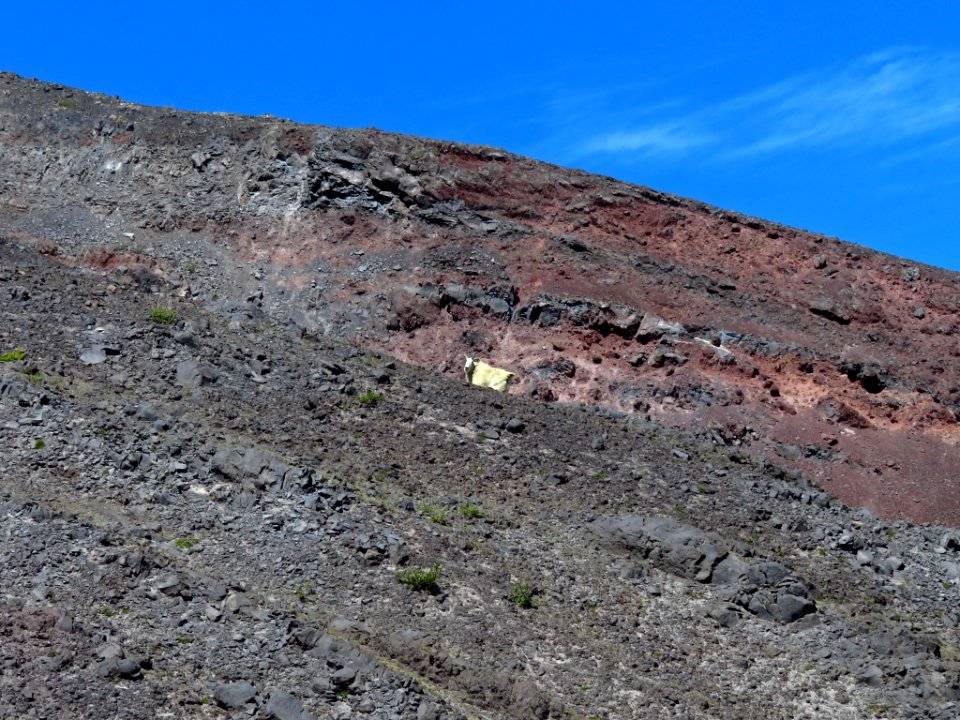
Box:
2 72 960 720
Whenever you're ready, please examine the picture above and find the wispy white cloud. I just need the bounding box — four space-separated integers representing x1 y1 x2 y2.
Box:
880 132 960 167
579 122 712 156
571 48 960 163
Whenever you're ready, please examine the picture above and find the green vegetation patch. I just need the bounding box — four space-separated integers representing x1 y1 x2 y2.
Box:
357 390 384 406
507 582 536 609
418 504 448 524
0 348 26 362
295 582 315 602
149 307 178 325
459 504 483 519
396 563 441 593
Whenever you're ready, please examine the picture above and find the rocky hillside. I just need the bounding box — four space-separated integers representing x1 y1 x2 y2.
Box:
2 72 959 528
1 72 959 719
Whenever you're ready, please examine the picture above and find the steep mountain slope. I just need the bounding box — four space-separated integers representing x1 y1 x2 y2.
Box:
1 73 959 719
2 72 958 527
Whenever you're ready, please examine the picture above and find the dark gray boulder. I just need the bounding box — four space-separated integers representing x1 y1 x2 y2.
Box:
213 680 257 709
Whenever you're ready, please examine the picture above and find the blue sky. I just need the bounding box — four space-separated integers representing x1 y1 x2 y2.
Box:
6 2 960 270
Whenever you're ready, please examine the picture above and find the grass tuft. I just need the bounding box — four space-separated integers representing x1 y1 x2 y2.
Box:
0 348 25 362
418 504 447 524
357 390 383 406
149 307 177 325
459 504 483 519
396 563 441 593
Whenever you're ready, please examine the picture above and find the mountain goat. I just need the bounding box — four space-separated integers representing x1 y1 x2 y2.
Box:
464 356 514 392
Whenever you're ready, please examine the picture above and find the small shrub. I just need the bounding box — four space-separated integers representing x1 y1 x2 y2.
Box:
459 504 483 519
174 537 198 549
57 98 74 108
396 563 441 593
33 439 45 450
357 390 383 406
295 582 315 602
507 582 535 609
149 307 177 325
591 471 607 480
0 348 25 362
